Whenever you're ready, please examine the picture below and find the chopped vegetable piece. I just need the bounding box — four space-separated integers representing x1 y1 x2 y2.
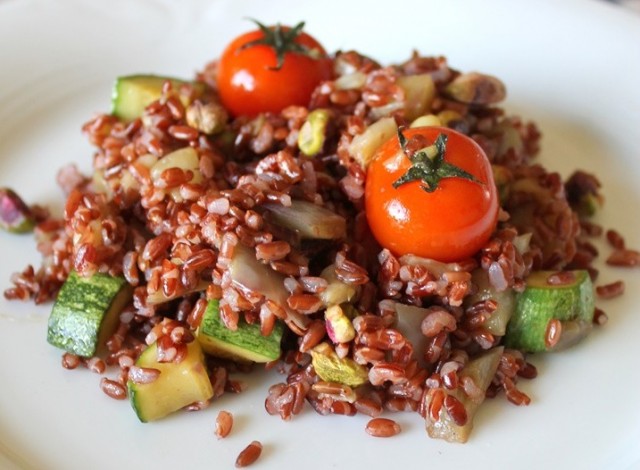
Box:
47 271 132 357
491 164 513 205
318 264 358 307
0 187 35 233
228 243 311 333
397 74 436 121
365 126 498 262
465 269 515 336
445 72 506 105
410 114 441 128
196 299 284 363
565 170 603 218
504 270 595 352
128 340 213 422
111 75 204 122
425 347 503 443
229 243 289 308
150 147 203 203
264 200 346 240
310 342 368 387
495 121 524 160
185 101 228 135
394 302 429 365
349 117 397 168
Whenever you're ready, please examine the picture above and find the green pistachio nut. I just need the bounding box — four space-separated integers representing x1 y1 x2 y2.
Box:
0 188 35 234
298 109 331 157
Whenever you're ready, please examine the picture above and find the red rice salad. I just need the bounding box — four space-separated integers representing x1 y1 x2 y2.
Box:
3 20 634 443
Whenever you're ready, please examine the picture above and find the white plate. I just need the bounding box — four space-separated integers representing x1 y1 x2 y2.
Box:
1 0 639 469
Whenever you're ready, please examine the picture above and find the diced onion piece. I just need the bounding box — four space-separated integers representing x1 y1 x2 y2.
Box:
349 117 397 168
398 254 468 277
410 114 442 128
334 72 367 91
264 200 346 240
513 233 532 255
426 347 503 443
467 269 515 336
229 244 289 308
394 303 428 367
92 170 111 196
496 122 524 159
151 147 201 182
150 147 203 202
319 264 358 307
397 74 436 121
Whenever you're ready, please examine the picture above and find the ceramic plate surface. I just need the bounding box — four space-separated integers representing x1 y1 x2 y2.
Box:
1 0 639 468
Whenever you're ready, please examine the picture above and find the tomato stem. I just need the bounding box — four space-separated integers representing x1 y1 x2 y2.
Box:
241 19 322 71
392 128 480 193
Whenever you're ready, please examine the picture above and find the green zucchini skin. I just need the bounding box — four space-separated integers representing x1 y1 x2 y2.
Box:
196 300 284 363
111 75 204 122
47 271 132 357
504 270 594 353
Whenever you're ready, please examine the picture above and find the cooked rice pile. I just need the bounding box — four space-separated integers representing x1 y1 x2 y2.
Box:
5 50 609 422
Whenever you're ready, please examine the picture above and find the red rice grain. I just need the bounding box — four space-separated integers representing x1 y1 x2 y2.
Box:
354 397 383 417
606 249 640 267
596 280 625 299
100 378 127 400
444 394 468 426
593 307 609 326
215 410 233 439
235 441 263 468
545 319 562 349
128 366 161 385
61 353 81 370
86 357 106 374
606 229 625 250
365 418 401 437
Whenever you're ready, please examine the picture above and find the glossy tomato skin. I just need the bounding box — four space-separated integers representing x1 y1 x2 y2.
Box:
365 127 498 262
216 27 333 117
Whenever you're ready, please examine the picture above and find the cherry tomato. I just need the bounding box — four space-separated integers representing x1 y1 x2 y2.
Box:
216 21 333 117
364 126 498 262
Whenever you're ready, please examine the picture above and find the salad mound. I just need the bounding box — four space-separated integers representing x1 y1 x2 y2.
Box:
3 19 620 445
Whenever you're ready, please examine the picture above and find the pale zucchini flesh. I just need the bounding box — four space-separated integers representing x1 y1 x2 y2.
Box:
111 75 204 122
426 347 503 443
128 340 213 422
